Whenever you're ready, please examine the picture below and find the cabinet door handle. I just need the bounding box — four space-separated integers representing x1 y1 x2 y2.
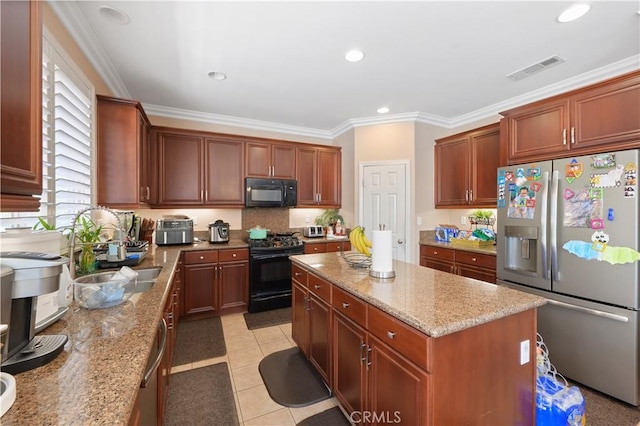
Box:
465 189 469 201
562 128 567 145
342 302 350 309
387 331 396 339
360 341 366 364
146 186 150 200
469 189 473 201
366 345 372 369
571 127 575 144
201 190 204 201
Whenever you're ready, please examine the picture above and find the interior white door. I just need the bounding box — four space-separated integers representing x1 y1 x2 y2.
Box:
361 162 408 262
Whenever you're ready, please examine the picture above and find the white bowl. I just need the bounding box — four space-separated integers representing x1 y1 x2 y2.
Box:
0 372 16 418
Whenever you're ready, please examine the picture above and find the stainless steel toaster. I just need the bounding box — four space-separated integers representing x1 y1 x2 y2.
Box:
303 225 324 238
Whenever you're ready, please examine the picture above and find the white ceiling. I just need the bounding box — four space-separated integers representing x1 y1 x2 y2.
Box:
51 1 640 139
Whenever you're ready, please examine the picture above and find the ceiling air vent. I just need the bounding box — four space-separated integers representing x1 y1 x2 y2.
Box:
506 55 565 81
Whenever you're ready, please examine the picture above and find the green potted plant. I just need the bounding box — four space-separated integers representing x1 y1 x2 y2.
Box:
315 209 344 233
74 216 104 275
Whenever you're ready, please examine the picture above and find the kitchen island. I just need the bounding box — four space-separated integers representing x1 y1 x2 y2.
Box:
290 252 546 425
1 239 248 426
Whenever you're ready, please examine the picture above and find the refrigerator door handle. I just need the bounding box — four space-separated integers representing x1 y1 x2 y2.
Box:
540 171 550 280
546 299 630 323
550 170 559 281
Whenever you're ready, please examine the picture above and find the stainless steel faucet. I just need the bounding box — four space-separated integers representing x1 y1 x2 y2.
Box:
68 205 125 279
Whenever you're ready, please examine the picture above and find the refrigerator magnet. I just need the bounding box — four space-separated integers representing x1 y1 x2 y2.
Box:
565 161 583 179
589 188 603 199
591 154 616 169
505 171 514 181
563 188 575 200
530 181 542 192
526 166 541 180
590 218 605 229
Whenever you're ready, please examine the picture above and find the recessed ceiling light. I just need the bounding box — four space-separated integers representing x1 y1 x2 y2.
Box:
345 49 365 63
208 71 227 80
98 5 131 25
377 107 390 114
557 4 591 23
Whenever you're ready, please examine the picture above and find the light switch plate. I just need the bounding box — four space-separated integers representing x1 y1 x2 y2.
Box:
520 340 530 365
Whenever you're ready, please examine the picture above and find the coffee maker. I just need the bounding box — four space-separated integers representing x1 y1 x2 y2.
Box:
0 252 69 375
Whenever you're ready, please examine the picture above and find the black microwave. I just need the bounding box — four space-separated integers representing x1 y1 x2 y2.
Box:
245 178 297 208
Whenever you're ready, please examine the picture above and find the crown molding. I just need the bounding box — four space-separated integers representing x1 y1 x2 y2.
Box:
50 4 639 141
143 104 334 140
48 0 131 98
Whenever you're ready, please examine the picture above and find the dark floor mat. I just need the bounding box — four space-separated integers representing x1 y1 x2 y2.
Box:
297 407 351 426
244 307 291 330
163 362 239 426
172 316 226 366
259 347 331 407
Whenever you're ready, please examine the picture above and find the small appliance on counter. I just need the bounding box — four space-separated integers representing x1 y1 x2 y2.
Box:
303 225 324 238
0 252 69 375
208 220 230 243
156 216 194 245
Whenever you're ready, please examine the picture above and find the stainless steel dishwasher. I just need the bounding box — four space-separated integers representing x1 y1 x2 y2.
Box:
138 318 167 425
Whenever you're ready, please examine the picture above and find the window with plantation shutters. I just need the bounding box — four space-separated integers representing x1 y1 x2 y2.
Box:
0 29 94 232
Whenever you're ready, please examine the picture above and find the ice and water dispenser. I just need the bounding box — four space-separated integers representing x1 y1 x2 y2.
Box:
503 226 538 274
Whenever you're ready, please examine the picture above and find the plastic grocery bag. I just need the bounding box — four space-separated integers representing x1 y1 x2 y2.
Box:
536 334 586 426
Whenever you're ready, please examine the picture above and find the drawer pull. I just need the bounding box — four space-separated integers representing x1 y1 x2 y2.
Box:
387 331 396 339
232 253 237 257
199 255 204 260
342 302 350 309
472 257 477 262
433 251 438 255
294 272 301 277
314 284 321 290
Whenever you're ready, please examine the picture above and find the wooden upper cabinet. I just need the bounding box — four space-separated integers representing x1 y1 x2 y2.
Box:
0 0 42 211
157 131 204 205
205 137 244 206
297 146 341 208
96 95 151 208
245 141 295 179
503 70 640 164
435 123 500 208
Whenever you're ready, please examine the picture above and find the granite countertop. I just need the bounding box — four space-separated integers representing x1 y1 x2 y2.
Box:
290 252 545 338
1 239 249 425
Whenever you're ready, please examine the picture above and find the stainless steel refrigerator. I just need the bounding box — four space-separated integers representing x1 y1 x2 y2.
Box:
496 149 639 406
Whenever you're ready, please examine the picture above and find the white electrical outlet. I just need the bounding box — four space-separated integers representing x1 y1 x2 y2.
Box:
460 216 467 225
417 216 422 226
520 340 530 365
305 215 310 223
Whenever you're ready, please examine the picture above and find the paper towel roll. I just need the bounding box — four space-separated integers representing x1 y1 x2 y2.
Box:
371 230 393 273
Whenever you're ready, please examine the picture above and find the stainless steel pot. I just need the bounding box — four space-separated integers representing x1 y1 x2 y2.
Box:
209 220 230 243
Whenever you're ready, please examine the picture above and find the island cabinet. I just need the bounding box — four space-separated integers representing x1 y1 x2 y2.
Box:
293 258 539 426
420 244 496 284
296 146 342 208
245 140 296 179
303 240 351 254
97 95 151 208
0 0 42 212
502 70 640 164
153 128 245 207
182 248 248 318
333 285 431 426
435 123 501 208
291 265 333 384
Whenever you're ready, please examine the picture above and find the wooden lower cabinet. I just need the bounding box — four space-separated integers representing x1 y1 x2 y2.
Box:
182 249 248 318
308 292 331 383
333 312 367 415
419 244 496 283
304 240 351 254
292 280 309 354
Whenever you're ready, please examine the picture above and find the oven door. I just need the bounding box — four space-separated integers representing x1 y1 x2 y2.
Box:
249 253 293 312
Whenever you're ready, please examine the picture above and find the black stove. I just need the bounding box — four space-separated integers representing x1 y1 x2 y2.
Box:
247 233 304 313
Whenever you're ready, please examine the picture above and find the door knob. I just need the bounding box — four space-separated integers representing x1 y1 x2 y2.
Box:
397 239 404 244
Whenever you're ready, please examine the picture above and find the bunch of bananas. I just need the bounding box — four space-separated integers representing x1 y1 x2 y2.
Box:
349 226 372 257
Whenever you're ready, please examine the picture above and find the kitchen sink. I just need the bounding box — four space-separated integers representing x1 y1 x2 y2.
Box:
133 267 162 293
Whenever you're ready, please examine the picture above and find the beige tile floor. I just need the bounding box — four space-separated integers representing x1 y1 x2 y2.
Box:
170 313 341 425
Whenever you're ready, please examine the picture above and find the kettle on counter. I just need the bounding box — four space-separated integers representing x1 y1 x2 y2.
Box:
208 220 230 243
